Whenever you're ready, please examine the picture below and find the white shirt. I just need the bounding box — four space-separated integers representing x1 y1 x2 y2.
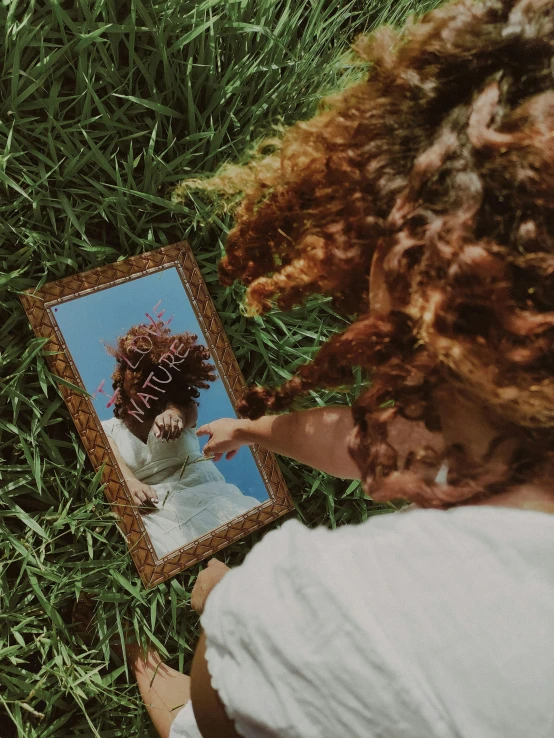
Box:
170 505 554 738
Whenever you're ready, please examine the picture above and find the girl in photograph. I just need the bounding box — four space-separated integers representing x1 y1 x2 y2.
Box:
101 324 258 558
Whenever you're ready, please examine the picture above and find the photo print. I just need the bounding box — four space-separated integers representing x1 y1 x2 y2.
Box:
20 244 292 587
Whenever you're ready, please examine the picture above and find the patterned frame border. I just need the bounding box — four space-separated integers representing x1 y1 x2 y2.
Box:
19 243 293 588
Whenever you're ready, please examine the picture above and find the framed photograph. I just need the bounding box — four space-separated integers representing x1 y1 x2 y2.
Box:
20 244 293 588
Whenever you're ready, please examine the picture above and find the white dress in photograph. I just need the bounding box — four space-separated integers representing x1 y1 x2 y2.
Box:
102 417 259 558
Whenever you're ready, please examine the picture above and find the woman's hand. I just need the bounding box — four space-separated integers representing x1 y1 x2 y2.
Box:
191 559 231 614
125 477 159 510
153 408 185 441
196 418 249 462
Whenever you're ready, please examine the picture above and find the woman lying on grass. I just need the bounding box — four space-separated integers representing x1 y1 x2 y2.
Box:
122 0 554 736
102 325 258 558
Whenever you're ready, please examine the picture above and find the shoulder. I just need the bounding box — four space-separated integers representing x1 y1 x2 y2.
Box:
101 417 118 431
101 417 122 439
200 506 541 639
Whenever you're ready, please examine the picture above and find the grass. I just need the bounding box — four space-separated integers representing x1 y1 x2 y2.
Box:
0 0 444 736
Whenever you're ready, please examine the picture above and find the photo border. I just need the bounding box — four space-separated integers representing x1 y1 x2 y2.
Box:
20 243 294 588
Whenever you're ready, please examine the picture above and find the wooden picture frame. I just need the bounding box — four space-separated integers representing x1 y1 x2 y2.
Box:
20 243 293 588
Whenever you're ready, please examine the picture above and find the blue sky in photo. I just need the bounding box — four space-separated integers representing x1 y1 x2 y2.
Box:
53 267 268 502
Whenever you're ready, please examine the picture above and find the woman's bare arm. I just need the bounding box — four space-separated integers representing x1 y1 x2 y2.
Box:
198 406 360 480
107 437 135 480
107 438 158 506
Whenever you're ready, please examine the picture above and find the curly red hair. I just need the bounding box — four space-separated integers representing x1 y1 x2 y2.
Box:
107 324 216 421
174 0 554 508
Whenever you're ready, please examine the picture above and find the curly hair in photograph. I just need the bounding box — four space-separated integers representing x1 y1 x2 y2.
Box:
175 0 554 509
107 324 216 421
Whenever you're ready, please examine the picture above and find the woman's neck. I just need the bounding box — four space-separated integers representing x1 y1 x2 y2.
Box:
472 479 554 515
123 410 156 443
435 385 554 514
